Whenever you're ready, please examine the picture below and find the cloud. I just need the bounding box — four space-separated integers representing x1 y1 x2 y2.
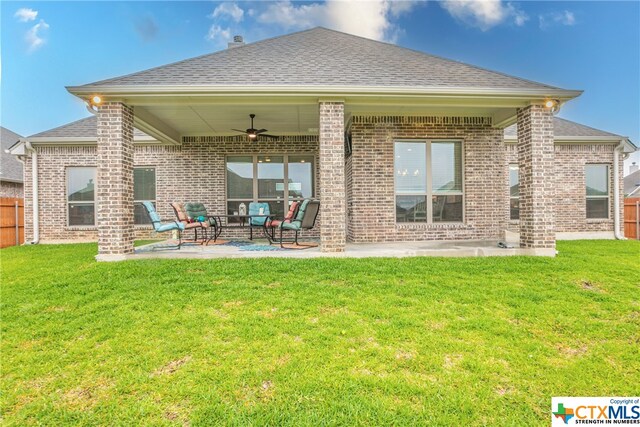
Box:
539 10 576 29
14 7 38 22
134 15 159 42
206 24 231 44
440 0 528 31
26 19 49 52
256 0 419 42
211 2 244 23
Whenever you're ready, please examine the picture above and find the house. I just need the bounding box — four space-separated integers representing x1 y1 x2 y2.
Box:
1 127 24 197
9 27 637 260
624 163 640 197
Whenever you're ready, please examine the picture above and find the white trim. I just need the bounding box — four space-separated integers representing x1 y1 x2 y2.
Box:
66 166 97 227
67 84 583 99
393 139 465 224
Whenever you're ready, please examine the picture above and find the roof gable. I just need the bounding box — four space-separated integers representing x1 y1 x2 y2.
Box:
1 127 24 182
504 117 623 139
29 116 149 140
76 27 562 91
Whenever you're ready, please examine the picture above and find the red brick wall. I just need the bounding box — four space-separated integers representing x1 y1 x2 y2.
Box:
506 143 622 234
347 116 507 242
24 135 319 242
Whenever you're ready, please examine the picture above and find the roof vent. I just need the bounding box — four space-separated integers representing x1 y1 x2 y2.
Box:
228 35 245 49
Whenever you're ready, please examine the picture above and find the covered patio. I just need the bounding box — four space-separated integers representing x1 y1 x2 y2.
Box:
131 237 552 260
61 28 581 261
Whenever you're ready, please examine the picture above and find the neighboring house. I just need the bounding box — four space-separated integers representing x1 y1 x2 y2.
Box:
9 27 637 259
624 164 640 197
1 127 24 197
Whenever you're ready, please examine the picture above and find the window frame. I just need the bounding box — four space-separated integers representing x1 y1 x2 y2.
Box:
133 166 157 225
225 153 316 213
585 164 610 220
509 163 519 221
66 166 97 228
393 140 465 224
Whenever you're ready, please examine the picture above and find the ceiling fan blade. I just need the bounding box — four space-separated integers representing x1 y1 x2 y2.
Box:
231 129 248 133
260 134 279 139
255 129 269 134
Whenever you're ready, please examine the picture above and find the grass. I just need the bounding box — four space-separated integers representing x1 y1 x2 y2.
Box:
1 240 638 426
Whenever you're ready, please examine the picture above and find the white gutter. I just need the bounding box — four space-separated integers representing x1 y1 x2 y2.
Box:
613 140 626 240
66 84 583 97
25 141 39 244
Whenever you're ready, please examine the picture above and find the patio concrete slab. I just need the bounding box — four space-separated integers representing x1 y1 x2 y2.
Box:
125 239 556 261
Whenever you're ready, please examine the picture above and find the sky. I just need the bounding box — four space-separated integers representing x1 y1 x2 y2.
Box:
2 0 639 170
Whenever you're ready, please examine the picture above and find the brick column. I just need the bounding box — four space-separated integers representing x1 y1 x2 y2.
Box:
319 101 346 252
96 102 135 261
517 104 555 253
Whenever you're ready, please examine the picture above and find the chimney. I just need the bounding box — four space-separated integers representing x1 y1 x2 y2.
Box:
228 35 245 49
630 162 639 174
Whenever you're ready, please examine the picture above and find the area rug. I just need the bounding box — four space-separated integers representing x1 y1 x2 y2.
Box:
221 240 283 251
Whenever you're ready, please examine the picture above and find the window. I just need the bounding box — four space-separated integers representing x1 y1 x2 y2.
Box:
134 167 156 224
509 164 519 220
226 154 314 221
67 167 96 226
585 164 609 219
395 141 463 223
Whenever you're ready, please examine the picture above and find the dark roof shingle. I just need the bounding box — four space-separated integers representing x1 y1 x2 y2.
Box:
1 127 24 183
29 116 148 139
504 117 622 139
77 27 562 91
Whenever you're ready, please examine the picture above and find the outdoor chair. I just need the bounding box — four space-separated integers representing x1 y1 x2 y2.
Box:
274 199 320 248
142 201 185 250
248 202 271 240
265 201 300 242
170 202 209 243
184 202 221 244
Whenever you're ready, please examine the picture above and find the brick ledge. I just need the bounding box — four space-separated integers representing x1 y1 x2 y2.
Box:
396 223 470 230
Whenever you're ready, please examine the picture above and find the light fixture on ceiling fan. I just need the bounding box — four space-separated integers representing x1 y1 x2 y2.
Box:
232 114 279 141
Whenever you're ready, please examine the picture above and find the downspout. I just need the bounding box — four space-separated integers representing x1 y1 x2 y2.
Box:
613 140 626 240
25 141 40 244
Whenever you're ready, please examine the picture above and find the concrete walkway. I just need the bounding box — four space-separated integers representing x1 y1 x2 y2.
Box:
129 239 556 260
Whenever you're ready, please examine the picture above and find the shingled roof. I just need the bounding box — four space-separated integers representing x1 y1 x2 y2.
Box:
505 117 624 139
73 27 564 91
1 127 24 183
29 116 149 139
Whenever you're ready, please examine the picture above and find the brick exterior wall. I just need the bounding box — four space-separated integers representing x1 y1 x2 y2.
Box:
0 181 23 198
506 143 623 234
347 116 507 242
23 136 319 243
517 105 555 249
319 102 346 252
21 114 623 245
97 102 135 257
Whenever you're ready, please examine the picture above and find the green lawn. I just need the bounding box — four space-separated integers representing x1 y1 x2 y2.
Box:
1 241 638 426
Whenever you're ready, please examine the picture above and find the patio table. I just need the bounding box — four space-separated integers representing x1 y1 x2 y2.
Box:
212 214 275 242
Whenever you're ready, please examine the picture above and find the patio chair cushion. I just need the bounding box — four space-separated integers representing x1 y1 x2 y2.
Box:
294 199 310 221
249 202 270 226
142 202 185 232
156 221 185 233
280 221 301 231
184 203 210 227
267 201 300 228
171 202 188 222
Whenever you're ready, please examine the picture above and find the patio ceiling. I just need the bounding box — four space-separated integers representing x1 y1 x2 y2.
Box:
129 98 527 142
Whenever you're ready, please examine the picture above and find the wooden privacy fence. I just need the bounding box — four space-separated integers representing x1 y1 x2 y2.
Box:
1 197 24 248
624 197 640 240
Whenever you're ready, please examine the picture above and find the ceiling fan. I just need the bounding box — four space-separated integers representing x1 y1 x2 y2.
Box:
232 114 278 141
